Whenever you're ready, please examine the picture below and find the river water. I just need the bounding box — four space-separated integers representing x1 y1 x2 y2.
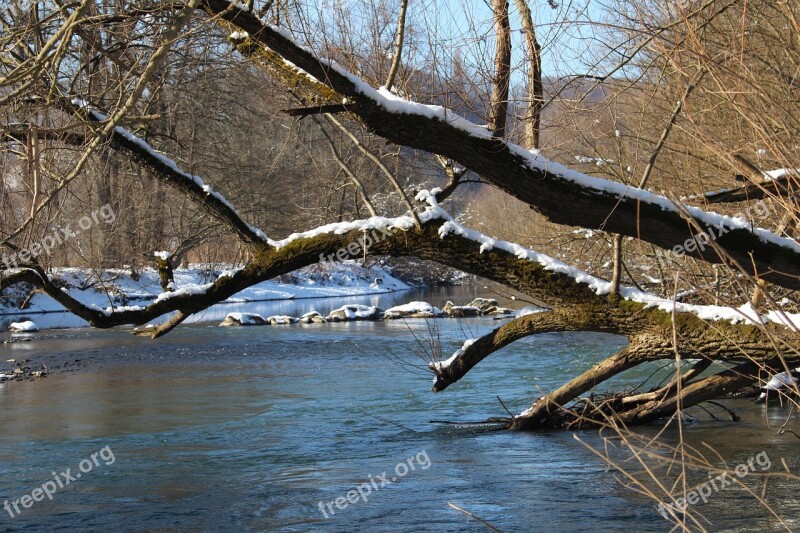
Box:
0 288 798 532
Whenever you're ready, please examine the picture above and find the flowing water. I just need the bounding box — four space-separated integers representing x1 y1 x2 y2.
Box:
0 288 798 532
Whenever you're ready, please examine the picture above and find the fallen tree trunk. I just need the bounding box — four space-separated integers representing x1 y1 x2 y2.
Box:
4 210 795 427
430 296 789 429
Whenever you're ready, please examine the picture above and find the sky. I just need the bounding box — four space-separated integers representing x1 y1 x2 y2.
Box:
300 0 613 80
429 0 608 77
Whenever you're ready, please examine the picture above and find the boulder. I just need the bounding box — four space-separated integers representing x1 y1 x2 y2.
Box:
9 320 38 333
384 301 443 319
327 304 383 322
299 311 327 324
467 298 499 312
219 313 267 326
485 306 515 315
442 301 481 317
266 315 300 325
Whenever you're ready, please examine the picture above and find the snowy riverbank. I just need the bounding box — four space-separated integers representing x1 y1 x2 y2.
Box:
0 261 409 328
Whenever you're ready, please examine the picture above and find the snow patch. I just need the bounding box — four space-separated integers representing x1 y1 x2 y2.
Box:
384 301 443 318
432 338 477 372
9 320 38 332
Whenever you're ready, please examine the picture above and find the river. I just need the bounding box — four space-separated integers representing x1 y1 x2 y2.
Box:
0 287 798 532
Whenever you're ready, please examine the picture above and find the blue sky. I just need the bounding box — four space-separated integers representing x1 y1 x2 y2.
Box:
300 0 612 79
429 0 607 77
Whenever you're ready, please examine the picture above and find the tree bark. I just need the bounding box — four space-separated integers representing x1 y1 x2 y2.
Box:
384 0 409 91
513 0 543 149
488 0 511 138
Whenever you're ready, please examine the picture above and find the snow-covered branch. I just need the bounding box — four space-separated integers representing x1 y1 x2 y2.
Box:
68 99 271 247
202 0 800 290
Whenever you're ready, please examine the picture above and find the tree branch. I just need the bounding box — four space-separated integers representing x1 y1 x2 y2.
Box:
199 1 800 290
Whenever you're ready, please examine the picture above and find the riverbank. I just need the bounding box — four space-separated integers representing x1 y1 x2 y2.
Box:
0 261 411 330
0 285 500 385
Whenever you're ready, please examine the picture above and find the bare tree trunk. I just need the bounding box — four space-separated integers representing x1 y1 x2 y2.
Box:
610 234 623 296
488 0 511 139
384 0 409 91
638 76 701 189
513 0 543 149
27 124 40 220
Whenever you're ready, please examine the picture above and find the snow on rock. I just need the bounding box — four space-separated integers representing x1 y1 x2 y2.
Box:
299 311 327 324
266 315 300 325
220 312 267 326
467 298 498 312
384 301 443 319
327 304 382 322
757 368 800 402
8 320 38 332
441 301 481 317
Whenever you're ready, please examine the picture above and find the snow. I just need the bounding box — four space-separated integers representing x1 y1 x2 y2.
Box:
764 168 799 181
225 312 264 325
153 251 171 260
762 370 799 391
0 262 408 330
516 305 544 318
266 315 297 324
229 1 251 11
432 338 477 372
8 320 38 332
384 301 443 318
268 215 414 250
329 304 379 319
153 281 216 304
575 155 615 166
758 368 800 401
385 301 439 313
